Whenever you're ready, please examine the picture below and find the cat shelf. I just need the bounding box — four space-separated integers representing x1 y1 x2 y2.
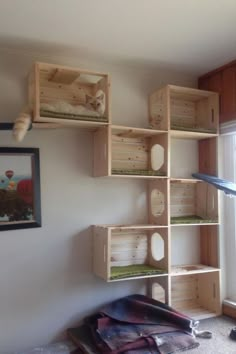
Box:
93 225 169 282
20 62 111 129
170 179 219 225
94 125 169 178
171 224 219 274
149 85 219 137
171 271 221 320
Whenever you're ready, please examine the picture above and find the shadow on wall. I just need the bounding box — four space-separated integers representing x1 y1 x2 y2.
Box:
0 35 98 123
0 47 29 122
0 34 195 73
66 227 94 286
0 34 197 125
51 227 97 342
0 35 106 67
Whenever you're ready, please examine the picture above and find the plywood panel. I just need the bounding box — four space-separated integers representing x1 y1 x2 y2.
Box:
200 225 219 268
198 137 217 175
170 183 196 217
148 179 169 225
93 226 110 280
198 271 221 315
149 87 169 130
94 127 110 176
111 230 148 266
148 276 170 304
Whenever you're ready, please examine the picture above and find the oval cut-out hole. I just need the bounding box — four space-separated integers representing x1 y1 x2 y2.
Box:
151 144 164 171
151 189 164 217
151 232 164 261
152 283 165 302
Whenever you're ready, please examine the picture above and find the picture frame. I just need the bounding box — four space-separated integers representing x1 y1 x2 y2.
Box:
0 147 41 231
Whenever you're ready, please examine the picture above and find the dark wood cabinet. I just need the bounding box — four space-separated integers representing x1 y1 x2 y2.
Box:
198 61 236 123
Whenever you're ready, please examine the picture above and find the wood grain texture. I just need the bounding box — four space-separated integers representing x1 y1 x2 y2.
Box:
198 61 236 123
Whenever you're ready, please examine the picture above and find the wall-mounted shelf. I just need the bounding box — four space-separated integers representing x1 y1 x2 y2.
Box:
171 223 219 289
92 84 221 320
171 136 218 180
170 179 218 225
6 63 223 320
149 85 219 135
94 125 169 178
23 62 111 129
171 271 221 320
93 225 169 282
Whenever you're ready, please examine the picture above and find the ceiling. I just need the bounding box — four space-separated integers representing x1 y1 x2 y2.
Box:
0 0 236 75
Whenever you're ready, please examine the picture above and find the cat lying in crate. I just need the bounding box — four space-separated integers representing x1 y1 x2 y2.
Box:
12 90 106 142
41 89 106 117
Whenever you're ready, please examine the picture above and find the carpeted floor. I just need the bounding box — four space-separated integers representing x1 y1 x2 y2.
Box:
187 315 236 353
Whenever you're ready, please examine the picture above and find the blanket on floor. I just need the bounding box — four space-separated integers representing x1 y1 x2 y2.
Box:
68 294 200 354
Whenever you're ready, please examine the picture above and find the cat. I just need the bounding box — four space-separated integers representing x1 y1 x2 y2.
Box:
41 89 106 117
12 111 31 142
85 90 106 116
12 90 106 142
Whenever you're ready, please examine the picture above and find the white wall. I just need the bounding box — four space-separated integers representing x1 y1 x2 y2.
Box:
0 48 196 351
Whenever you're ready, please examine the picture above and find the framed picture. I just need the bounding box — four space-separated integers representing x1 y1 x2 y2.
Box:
0 147 41 231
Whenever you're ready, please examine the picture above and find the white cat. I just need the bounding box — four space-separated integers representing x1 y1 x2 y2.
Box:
12 111 31 142
85 90 106 116
41 89 106 117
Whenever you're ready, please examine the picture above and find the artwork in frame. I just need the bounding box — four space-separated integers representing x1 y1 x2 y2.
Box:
0 147 41 231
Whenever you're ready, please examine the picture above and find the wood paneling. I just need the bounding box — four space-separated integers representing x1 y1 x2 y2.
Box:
199 61 236 123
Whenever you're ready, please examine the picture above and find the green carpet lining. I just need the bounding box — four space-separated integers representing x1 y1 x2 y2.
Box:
110 264 166 280
171 125 217 134
171 215 218 224
40 109 108 122
112 169 165 176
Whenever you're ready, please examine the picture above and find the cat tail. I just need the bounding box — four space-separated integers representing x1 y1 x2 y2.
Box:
13 108 32 142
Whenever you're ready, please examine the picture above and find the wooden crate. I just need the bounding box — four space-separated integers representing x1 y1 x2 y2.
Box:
93 225 169 282
94 125 169 177
170 179 218 225
149 85 219 137
171 137 218 179
148 179 169 225
28 62 111 128
171 225 219 275
171 271 221 320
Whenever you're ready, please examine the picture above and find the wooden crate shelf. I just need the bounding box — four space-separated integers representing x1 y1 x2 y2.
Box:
91 84 220 318
93 225 169 282
170 179 218 225
89 83 221 318
28 62 111 128
171 271 221 320
94 125 169 178
149 85 219 135
171 225 219 272
171 137 218 180
13 67 222 319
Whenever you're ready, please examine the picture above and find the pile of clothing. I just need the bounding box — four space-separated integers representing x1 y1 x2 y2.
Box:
68 294 202 354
